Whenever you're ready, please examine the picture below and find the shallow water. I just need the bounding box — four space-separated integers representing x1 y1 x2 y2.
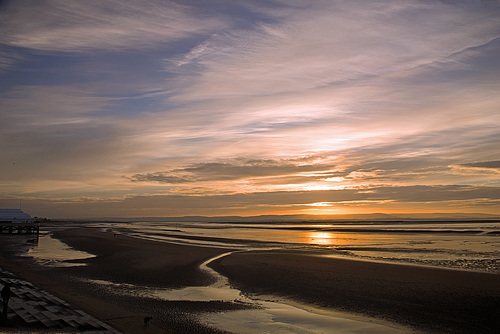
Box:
21 233 95 267
201 300 407 334
106 220 499 272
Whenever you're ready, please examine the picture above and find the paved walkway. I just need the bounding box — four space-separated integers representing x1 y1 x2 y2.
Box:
1 267 120 333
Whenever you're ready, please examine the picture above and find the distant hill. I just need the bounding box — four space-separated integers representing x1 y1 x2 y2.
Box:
66 212 500 223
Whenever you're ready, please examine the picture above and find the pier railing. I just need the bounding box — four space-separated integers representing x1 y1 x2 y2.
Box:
0 222 40 235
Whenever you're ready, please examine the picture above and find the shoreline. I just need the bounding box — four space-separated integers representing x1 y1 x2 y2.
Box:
1 226 499 333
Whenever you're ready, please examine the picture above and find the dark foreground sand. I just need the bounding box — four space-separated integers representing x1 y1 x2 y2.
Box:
211 250 500 333
1 226 499 333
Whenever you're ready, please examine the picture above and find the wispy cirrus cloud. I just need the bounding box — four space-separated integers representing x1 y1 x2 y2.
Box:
0 48 23 70
0 0 228 52
0 85 139 187
169 0 500 100
152 1 500 167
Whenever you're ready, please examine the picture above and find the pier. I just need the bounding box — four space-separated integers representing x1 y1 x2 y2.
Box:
0 209 40 235
0 223 40 235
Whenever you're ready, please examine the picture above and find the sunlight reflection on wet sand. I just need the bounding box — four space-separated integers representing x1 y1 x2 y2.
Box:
201 301 408 334
22 234 95 267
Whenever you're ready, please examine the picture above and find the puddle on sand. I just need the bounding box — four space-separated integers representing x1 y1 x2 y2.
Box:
149 252 253 302
22 234 95 267
201 301 407 334
150 285 248 302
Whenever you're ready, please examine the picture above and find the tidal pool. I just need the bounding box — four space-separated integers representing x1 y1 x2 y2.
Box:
22 233 95 267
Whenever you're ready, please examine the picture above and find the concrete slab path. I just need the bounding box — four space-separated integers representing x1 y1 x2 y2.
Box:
1 267 120 333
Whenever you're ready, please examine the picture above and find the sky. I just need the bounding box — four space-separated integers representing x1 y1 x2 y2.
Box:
1 0 500 219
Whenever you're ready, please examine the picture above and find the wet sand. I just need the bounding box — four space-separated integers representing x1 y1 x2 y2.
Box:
1 226 499 333
210 250 500 333
0 227 247 333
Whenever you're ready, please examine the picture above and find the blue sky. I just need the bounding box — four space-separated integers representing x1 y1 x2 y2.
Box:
1 0 499 218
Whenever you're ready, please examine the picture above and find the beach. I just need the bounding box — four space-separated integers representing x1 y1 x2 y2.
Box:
0 227 248 333
0 225 499 333
211 250 500 333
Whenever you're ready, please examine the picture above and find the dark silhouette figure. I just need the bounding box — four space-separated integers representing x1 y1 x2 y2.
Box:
144 316 153 326
1 283 11 320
